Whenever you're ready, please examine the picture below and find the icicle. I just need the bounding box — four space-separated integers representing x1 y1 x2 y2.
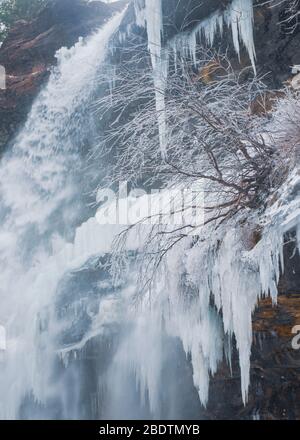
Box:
226 0 256 74
152 50 168 158
136 0 168 158
91 161 300 410
169 0 256 74
134 1 167 156
145 0 168 158
120 172 299 408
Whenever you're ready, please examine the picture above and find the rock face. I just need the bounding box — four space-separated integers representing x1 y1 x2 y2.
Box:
202 239 300 420
252 0 300 87
0 0 125 153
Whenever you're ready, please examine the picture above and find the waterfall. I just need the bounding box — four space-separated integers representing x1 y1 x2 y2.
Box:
0 4 200 421
0 10 125 419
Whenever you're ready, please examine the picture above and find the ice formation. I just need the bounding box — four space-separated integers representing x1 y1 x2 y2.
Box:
105 41 298 408
91 164 300 408
169 0 257 74
144 0 163 68
135 0 168 157
0 65 5 90
0 0 298 420
134 0 257 158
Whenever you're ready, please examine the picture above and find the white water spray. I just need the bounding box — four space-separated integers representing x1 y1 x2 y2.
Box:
0 11 124 419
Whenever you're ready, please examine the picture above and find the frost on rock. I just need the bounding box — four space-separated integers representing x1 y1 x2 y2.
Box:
169 0 256 74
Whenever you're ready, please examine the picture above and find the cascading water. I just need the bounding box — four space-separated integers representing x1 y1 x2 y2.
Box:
0 11 126 419
0 3 201 420
0 7 198 421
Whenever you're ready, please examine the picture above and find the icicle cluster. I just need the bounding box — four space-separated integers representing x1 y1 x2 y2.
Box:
35 162 299 415
169 0 256 74
134 0 257 158
89 164 299 410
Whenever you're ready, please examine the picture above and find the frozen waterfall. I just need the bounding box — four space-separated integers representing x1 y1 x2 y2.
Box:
0 0 299 422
